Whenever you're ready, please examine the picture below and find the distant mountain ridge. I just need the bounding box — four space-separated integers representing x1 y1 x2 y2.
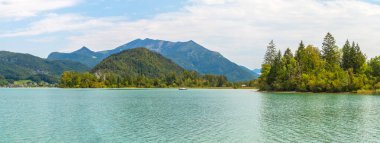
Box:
48 38 258 81
0 51 89 83
252 68 261 75
49 47 106 67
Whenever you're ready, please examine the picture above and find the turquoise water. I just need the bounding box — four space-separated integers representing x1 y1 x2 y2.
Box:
0 89 380 142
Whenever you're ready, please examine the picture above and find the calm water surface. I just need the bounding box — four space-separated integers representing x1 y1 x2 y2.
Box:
0 88 380 142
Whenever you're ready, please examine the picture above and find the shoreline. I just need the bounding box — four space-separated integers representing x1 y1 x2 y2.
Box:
0 87 258 90
258 90 379 95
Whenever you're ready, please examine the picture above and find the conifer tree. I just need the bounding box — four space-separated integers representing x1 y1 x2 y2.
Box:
282 48 297 90
322 33 340 70
341 40 352 70
295 41 305 62
267 50 282 88
263 40 277 65
352 43 366 73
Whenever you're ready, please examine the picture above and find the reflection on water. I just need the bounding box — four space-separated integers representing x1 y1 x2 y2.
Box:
0 89 380 142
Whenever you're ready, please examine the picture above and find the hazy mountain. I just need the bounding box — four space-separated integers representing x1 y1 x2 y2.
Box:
48 47 106 67
48 38 257 81
0 51 89 83
252 68 261 75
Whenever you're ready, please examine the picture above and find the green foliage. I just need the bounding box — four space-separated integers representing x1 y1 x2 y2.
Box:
59 71 230 88
341 40 352 70
60 72 105 88
369 56 380 77
281 48 298 90
0 75 8 86
258 33 379 93
341 41 366 73
264 40 277 65
322 32 341 70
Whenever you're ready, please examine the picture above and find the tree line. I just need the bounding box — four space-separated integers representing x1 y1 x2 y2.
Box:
258 33 380 93
59 71 236 88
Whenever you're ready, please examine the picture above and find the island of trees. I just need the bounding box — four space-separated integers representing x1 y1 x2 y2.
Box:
258 33 380 94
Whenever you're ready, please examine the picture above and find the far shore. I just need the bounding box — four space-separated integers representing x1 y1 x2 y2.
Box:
2 87 379 95
258 90 380 95
0 87 258 90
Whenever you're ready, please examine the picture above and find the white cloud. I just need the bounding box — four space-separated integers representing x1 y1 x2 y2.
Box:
3 0 380 69
0 14 116 37
0 0 80 19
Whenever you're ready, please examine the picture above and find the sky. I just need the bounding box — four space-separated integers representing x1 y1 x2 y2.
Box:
1 0 380 69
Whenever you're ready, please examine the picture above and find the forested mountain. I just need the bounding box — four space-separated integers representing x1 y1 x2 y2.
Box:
60 48 230 88
48 39 257 81
0 51 89 84
258 33 380 93
92 47 185 78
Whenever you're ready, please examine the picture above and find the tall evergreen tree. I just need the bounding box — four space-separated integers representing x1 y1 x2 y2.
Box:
352 43 366 73
295 41 305 62
322 33 340 70
295 41 307 73
263 40 277 65
341 40 352 70
282 48 297 90
267 50 282 88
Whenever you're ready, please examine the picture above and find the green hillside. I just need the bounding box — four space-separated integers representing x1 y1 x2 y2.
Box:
91 47 185 78
0 51 89 84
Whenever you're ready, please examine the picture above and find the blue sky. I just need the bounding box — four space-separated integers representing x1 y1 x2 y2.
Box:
1 0 380 69
56 0 188 19
0 0 188 57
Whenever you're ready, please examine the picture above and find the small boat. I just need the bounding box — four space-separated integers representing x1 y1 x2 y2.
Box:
179 88 187 90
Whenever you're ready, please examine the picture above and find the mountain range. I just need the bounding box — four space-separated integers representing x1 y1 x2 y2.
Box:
0 51 89 83
48 38 258 81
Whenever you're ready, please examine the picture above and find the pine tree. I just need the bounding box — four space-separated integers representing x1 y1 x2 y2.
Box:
341 40 352 70
263 40 277 65
282 48 297 90
322 33 340 70
352 43 366 73
267 50 282 89
295 41 305 62
295 41 307 74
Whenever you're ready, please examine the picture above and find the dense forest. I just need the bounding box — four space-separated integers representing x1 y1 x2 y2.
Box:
258 33 380 93
59 71 235 88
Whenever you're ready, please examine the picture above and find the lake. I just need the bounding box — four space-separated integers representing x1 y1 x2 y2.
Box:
0 88 380 142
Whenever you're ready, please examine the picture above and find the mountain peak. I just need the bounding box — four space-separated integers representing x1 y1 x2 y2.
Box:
185 40 198 45
143 38 154 41
74 46 94 54
78 46 91 51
